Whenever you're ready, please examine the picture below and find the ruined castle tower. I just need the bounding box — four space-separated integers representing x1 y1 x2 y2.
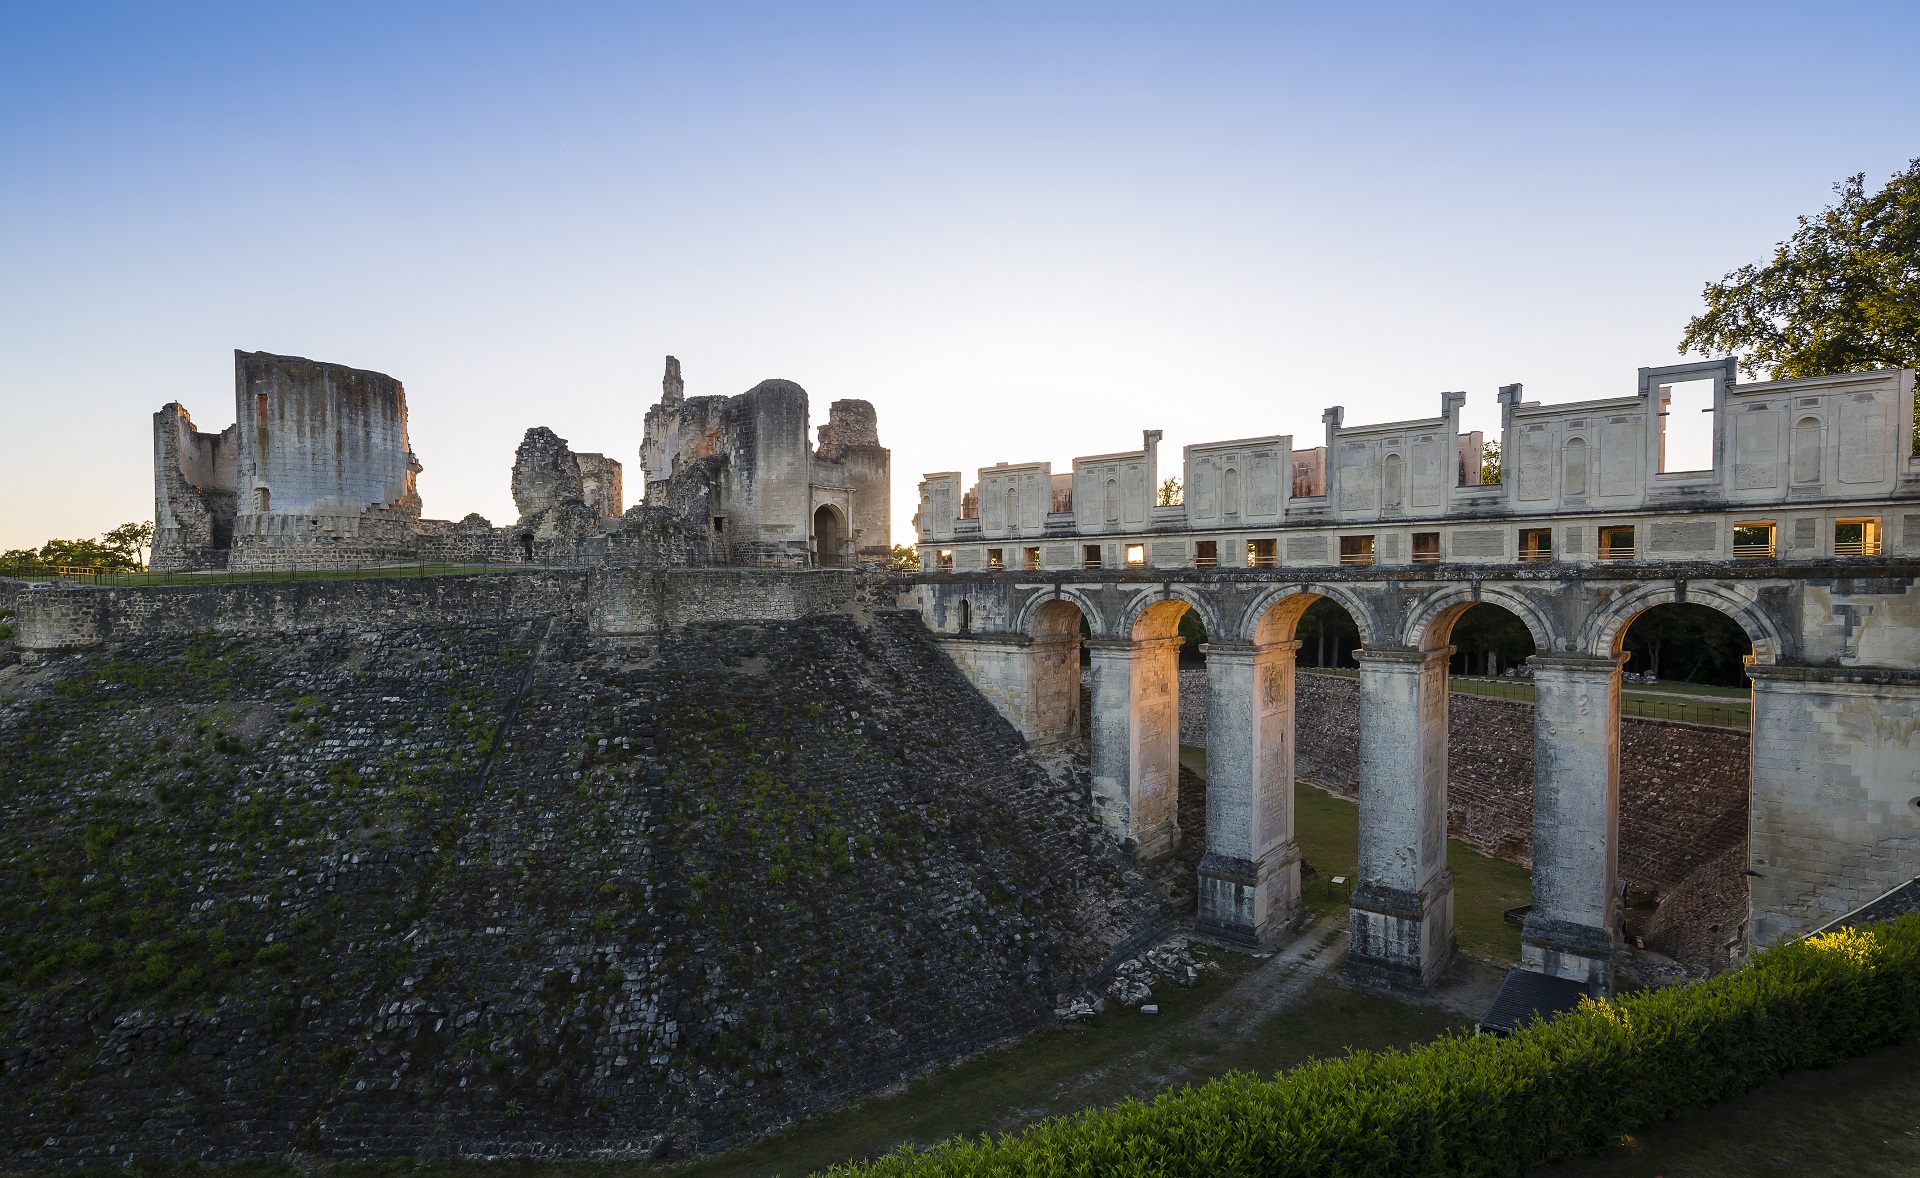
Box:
637 357 890 566
151 350 424 571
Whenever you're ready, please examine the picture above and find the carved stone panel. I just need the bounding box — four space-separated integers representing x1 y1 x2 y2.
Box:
1517 425 1552 501
1838 395 1886 484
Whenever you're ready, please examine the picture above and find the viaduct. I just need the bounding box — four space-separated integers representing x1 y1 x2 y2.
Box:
909 358 1920 992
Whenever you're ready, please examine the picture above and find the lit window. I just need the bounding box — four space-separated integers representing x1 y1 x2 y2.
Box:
1194 540 1218 568
1598 525 1635 560
1023 546 1041 570
1125 544 1146 566
987 548 1004 570
1733 521 1775 558
1246 538 1277 567
1412 532 1441 563
937 548 954 571
1518 528 1552 562
1338 535 1375 566
1834 517 1881 557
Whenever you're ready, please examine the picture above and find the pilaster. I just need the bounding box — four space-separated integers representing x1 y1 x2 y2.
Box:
1525 653 1626 992
1350 645 1454 989
1197 640 1303 947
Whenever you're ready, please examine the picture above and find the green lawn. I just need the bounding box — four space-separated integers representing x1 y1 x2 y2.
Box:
1181 744 1532 961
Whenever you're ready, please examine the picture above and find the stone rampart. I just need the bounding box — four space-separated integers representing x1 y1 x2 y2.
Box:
7 569 877 653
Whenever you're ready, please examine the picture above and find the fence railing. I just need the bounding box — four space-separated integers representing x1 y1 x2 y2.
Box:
1299 668 1750 728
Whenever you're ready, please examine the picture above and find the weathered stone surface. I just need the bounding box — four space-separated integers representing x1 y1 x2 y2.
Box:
0 593 1165 1164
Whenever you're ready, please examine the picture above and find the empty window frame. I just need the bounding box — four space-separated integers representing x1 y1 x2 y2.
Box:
1732 521 1776 559
986 548 1004 570
1124 543 1146 567
1834 517 1882 556
1246 538 1277 567
1083 544 1103 569
937 548 955 571
1023 546 1041 570
1518 527 1552 561
1598 525 1635 560
1411 532 1441 563
254 486 271 513
1194 540 1219 568
958 599 971 633
1338 535 1375 566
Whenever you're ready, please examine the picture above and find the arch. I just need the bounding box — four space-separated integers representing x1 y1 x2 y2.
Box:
1114 585 1226 643
1400 584 1561 655
1015 587 1105 638
1104 478 1120 523
812 503 847 566
1223 467 1241 516
1235 583 1382 646
1382 453 1404 508
958 598 971 634
517 532 534 561
1563 437 1589 498
1005 485 1020 529
1578 581 1786 666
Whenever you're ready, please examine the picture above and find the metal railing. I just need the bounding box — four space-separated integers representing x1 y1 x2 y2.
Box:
1598 545 1637 560
1337 552 1375 566
1410 550 1442 563
1247 553 1278 568
1834 539 1882 556
1518 549 1553 562
1732 542 1776 558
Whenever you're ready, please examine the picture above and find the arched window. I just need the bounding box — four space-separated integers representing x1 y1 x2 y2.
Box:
1006 486 1019 529
1792 416 1823 483
1105 478 1119 523
1563 437 1588 498
1382 453 1404 508
1222 467 1241 516
958 599 971 633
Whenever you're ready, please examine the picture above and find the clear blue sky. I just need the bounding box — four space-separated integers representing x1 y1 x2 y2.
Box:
3 1 1916 551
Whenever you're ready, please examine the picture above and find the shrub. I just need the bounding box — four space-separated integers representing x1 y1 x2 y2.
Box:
829 916 1920 1177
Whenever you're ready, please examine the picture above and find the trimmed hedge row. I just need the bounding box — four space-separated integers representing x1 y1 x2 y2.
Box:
827 915 1920 1177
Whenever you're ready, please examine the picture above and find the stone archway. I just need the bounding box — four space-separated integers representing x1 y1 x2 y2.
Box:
812 504 848 567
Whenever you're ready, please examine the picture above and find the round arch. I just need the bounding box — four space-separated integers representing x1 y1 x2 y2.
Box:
1234 583 1382 646
1014 587 1105 638
1400 584 1562 655
811 502 849 566
1114 585 1226 642
1579 581 1786 666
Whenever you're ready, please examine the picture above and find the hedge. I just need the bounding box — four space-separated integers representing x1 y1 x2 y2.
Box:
826 914 1920 1177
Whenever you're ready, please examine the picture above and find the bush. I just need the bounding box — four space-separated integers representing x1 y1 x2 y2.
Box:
830 916 1920 1177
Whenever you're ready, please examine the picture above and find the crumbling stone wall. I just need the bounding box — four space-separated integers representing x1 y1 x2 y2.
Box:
151 404 238 572
0 606 1164 1165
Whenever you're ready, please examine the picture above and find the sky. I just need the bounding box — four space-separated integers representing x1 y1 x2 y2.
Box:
3 1 1917 553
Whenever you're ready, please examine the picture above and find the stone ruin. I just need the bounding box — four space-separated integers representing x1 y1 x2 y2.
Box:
150 351 890 571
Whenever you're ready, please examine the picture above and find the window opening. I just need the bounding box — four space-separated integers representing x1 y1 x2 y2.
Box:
1083 544 1103 569
712 516 726 532
986 548 1004 571
958 599 971 633
1518 527 1552 561
1194 540 1219 568
1124 543 1146 567
254 487 270 513
1412 532 1441 563
1338 535 1375 566
1835 517 1881 556
1733 521 1775 558
1246 538 1276 567
937 548 954 571
1022 546 1041 570
1657 379 1716 472
1598 525 1635 560
255 393 269 430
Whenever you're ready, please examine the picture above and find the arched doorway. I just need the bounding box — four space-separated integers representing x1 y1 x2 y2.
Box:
1612 602 1754 975
1024 598 1089 748
812 504 847 567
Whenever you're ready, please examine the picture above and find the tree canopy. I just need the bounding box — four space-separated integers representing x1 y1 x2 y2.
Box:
1680 161 1920 388
2 523 151 570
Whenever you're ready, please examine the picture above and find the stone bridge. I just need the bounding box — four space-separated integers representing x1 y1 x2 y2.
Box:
908 359 1920 992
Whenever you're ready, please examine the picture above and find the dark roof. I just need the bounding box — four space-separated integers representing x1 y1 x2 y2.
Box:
1808 874 1920 936
1479 968 1591 1035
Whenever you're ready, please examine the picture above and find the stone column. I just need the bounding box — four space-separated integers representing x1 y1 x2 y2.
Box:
1525 653 1625 992
1349 645 1454 989
1087 636 1183 862
1198 639 1303 947
1747 665 1920 945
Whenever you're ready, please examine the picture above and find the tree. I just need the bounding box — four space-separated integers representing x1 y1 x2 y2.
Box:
104 521 154 569
1157 476 1183 507
1480 440 1502 485
1680 160 1920 448
889 543 920 571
